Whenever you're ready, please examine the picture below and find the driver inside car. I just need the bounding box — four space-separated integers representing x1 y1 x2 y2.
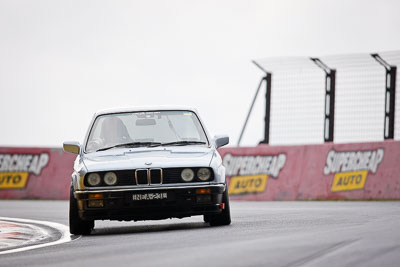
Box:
100 116 132 147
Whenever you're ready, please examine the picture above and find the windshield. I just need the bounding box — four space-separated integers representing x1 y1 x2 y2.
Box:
85 110 209 153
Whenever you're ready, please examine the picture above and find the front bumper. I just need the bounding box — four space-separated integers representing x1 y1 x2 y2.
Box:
74 184 226 221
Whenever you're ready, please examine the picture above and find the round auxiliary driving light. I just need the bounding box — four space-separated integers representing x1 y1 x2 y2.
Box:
87 173 101 186
181 168 194 182
197 168 211 181
104 172 118 185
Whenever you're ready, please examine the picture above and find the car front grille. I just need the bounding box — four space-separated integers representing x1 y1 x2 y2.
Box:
84 168 214 187
135 169 149 185
150 169 162 184
135 168 163 185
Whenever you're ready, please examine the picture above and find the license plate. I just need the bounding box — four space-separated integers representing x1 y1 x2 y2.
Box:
132 192 168 201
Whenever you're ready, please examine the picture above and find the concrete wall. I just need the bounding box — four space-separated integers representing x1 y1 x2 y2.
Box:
1 140 399 200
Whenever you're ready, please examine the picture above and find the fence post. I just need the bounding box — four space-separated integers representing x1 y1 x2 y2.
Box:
261 73 272 144
237 77 266 146
371 53 397 139
311 58 336 142
237 61 272 146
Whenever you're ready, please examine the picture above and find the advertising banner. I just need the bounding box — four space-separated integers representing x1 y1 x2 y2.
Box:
1 140 399 200
219 140 400 200
0 147 75 199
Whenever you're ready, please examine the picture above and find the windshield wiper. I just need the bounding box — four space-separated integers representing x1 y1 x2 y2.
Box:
161 141 207 146
96 142 162 152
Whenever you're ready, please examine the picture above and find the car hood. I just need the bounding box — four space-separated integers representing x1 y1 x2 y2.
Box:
82 146 215 172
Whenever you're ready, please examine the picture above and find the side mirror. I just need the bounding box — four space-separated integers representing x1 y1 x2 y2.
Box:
63 141 81 154
214 135 229 148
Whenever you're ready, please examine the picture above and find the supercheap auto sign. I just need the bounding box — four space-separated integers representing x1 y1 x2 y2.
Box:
0 153 49 189
0 147 76 200
324 148 384 192
223 153 286 195
218 141 399 201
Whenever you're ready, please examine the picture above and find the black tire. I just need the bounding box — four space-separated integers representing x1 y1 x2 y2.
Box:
208 190 231 226
69 185 94 235
203 214 210 223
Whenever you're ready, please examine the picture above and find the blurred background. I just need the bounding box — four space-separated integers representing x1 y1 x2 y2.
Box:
1 0 400 147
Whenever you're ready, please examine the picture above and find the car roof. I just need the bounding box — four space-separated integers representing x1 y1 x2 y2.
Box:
94 105 199 116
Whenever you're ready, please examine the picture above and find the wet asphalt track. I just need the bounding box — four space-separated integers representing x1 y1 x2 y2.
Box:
0 200 399 267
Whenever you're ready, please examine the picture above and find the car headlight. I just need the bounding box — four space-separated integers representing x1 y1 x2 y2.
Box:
104 172 118 185
197 168 211 181
181 168 194 182
87 173 101 186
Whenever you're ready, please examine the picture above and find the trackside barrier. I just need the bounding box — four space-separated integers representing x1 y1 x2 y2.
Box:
0 147 75 199
219 140 400 200
1 141 399 200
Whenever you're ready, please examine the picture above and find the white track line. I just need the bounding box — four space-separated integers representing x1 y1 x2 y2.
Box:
0 217 75 255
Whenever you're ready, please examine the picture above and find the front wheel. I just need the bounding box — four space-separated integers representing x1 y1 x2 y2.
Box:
69 185 94 235
208 190 231 226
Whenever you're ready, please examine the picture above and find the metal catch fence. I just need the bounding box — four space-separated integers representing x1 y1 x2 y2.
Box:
238 51 400 146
